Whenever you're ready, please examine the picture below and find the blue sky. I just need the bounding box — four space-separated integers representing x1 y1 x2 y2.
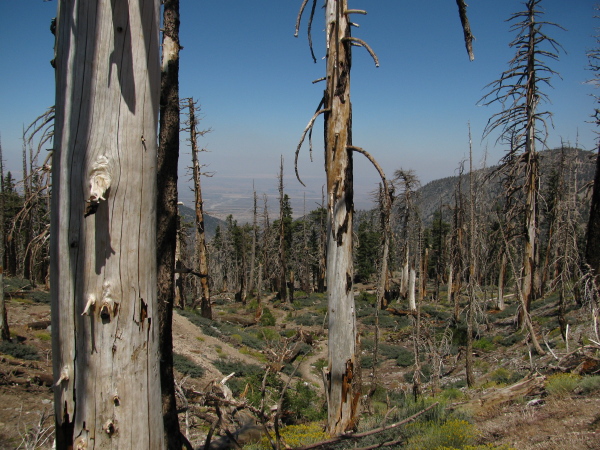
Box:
0 1 598 216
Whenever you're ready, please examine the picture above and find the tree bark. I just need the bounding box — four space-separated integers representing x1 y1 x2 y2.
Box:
51 1 164 448
0 139 8 341
157 0 183 447
322 0 360 435
586 147 600 277
187 99 212 319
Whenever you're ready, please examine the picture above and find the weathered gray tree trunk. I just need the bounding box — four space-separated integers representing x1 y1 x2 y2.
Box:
51 1 164 448
187 99 212 319
497 251 507 310
322 0 360 435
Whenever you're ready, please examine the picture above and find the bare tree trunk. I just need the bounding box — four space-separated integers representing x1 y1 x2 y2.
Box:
187 99 212 319
51 1 164 448
322 0 360 434
586 146 600 278
466 126 476 388
157 0 183 446
249 187 258 296
497 251 506 310
408 267 417 311
447 265 453 305
0 139 8 341
376 184 392 309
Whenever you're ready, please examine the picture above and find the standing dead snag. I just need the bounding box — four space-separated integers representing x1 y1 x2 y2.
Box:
157 0 183 446
183 98 213 319
51 0 164 448
480 0 563 328
296 0 380 435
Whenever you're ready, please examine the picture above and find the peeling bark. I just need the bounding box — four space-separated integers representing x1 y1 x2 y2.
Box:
322 0 360 435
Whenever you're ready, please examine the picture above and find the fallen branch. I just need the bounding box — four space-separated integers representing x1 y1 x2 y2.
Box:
292 402 439 450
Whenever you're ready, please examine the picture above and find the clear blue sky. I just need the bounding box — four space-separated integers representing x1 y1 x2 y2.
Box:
0 1 597 216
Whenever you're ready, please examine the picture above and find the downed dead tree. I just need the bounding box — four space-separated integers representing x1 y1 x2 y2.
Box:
453 375 545 416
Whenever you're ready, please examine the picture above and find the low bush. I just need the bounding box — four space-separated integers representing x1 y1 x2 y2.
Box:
294 313 321 327
173 353 205 378
546 373 581 398
395 347 415 367
576 375 600 394
283 381 326 424
259 307 276 326
473 337 496 352
258 327 279 342
489 367 521 385
0 341 39 360
406 419 476 450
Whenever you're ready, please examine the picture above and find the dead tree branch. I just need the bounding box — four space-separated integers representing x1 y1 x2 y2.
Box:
295 108 329 186
455 0 475 61
341 37 380 67
292 402 439 450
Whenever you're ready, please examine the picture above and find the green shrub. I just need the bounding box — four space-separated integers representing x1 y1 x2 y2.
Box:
0 341 39 360
259 307 276 326
361 354 375 369
294 313 320 327
173 353 205 378
546 373 581 398
406 419 475 450
283 381 326 424
499 331 525 347
473 337 495 352
576 375 600 394
441 387 465 401
421 304 452 321
258 327 279 342
250 423 326 450
396 347 415 367
230 334 244 345
489 367 521 385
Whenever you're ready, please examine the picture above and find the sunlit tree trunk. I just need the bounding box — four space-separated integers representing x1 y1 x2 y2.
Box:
186 99 212 319
322 0 360 435
51 1 164 448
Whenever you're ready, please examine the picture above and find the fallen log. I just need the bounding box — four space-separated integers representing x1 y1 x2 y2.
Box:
454 375 545 416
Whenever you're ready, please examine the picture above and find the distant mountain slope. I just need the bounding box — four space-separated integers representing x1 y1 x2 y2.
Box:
178 204 227 240
416 147 596 226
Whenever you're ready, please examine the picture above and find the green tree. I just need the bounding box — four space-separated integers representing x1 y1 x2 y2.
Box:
355 218 380 283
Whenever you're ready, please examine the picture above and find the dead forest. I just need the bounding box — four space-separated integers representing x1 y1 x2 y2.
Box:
1 0 600 449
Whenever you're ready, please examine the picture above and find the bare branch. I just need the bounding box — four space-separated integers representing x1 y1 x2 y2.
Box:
292 402 440 450
455 0 475 61
294 0 310 37
348 146 387 187
342 37 379 67
295 108 329 186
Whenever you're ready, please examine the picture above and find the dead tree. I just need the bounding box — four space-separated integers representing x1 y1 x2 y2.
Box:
183 98 212 319
0 137 8 341
481 0 564 327
51 1 164 447
157 0 184 446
